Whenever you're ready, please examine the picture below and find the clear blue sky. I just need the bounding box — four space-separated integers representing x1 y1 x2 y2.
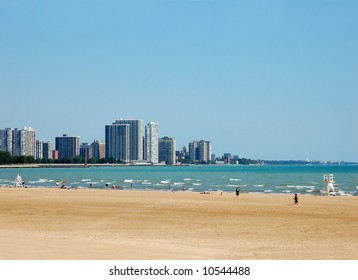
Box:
1 0 357 161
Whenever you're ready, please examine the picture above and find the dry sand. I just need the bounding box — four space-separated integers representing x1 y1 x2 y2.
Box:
0 188 357 260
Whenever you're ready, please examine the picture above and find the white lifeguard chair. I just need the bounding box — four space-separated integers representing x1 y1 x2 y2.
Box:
14 174 23 187
321 174 336 196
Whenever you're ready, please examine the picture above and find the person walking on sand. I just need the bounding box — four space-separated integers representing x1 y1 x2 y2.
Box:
293 193 298 205
235 186 240 197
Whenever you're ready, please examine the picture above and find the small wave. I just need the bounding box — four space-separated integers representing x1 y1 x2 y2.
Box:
37 178 54 183
253 184 264 187
174 182 184 186
229 178 242 181
287 185 315 189
160 180 170 184
192 183 202 186
87 181 99 185
124 179 135 183
81 179 91 182
184 178 193 181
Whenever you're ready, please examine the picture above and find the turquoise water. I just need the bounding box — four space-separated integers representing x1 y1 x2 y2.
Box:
0 165 357 195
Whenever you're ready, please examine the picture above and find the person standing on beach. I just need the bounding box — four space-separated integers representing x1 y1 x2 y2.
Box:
236 186 240 197
293 194 298 205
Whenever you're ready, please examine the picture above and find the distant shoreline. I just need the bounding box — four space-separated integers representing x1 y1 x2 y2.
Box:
0 163 357 169
0 163 179 168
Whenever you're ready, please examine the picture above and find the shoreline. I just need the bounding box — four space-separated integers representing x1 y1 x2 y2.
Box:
1 163 357 168
0 185 353 197
1 187 357 260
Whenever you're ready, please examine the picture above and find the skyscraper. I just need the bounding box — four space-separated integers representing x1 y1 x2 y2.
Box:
1 127 36 157
109 119 143 162
0 128 13 154
105 124 130 162
36 140 43 160
91 140 105 160
189 140 212 163
55 134 80 160
11 127 36 157
159 137 176 165
198 140 212 163
145 122 159 164
80 143 92 162
42 141 53 160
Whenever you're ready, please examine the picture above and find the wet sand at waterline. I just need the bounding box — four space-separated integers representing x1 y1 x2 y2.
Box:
0 188 357 260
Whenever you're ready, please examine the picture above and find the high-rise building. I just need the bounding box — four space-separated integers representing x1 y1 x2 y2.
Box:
145 122 159 164
106 119 143 162
112 119 143 161
55 134 80 160
105 124 130 162
10 127 36 157
189 141 199 162
80 143 92 162
43 141 53 160
159 137 176 165
36 140 43 159
11 128 24 156
91 140 105 160
199 140 212 163
0 128 13 154
189 140 212 163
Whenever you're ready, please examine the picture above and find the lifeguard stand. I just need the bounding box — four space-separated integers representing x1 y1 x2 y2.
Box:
322 174 336 196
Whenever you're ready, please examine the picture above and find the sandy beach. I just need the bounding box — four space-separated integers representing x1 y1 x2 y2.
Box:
0 187 357 260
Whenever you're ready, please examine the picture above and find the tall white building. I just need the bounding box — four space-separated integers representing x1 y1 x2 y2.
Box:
145 122 159 164
1 127 36 157
11 127 36 157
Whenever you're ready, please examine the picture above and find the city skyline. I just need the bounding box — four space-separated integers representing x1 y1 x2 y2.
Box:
1 122 355 163
1 1 357 162
0 123 214 164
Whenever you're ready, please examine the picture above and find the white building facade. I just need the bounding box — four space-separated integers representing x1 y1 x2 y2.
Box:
145 122 159 164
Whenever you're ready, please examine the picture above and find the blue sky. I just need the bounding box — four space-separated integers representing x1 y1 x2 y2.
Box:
1 0 357 161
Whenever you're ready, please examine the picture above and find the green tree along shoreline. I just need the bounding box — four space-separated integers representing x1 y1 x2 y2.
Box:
4 151 351 166
0 151 120 165
0 151 263 165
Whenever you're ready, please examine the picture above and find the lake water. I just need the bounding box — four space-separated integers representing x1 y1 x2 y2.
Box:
1 165 357 195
